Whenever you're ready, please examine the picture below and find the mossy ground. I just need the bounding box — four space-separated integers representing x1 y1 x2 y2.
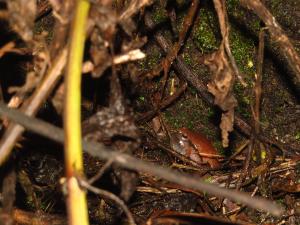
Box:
137 0 300 154
7 0 299 223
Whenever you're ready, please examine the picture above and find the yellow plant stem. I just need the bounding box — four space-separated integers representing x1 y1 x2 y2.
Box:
64 0 90 224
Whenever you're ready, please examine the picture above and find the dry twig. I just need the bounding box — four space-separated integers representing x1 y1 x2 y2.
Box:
240 0 300 84
143 12 300 156
0 102 284 216
79 179 136 225
0 48 67 165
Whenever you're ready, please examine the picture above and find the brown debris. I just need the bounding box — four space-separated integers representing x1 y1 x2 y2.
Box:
205 45 237 148
7 0 36 42
1 0 300 224
240 0 300 84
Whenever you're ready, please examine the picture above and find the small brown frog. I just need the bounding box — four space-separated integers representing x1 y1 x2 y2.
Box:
170 127 220 169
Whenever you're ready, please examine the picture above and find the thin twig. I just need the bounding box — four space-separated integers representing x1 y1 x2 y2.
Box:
236 27 266 188
254 28 265 134
146 0 199 90
159 0 199 98
143 12 300 156
88 158 115 184
240 0 300 83
137 83 187 122
79 179 136 225
0 103 284 216
82 49 145 74
250 28 266 165
213 0 246 86
119 0 152 21
236 137 254 190
0 47 67 165
238 29 268 189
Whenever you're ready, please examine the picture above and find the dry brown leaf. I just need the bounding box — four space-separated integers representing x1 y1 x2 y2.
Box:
204 0 244 147
213 0 246 86
220 109 235 147
205 44 237 147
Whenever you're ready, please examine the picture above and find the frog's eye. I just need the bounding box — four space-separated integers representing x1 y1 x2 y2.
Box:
180 132 188 139
180 134 189 142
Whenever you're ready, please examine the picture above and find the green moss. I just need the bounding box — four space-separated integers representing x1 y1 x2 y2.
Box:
226 0 239 12
229 25 256 76
192 9 219 53
148 52 162 67
182 53 193 66
226 0 245 18
163 90 218 137
268 0 298 36
295 45 300 55
139 46 162 70
25 195 35 209
233 82 244 94
296 163 300 178
213 141 224 154
270 0 281 8
163 100 201 130
34 15 55 44
138 96 145 102
204 176 213 183
249 20 261 33
236 100 252 119
260 113 270 129
295 131 300 141
233 82 252 118
226 26 256 120
164 110 181 129
207 107 215 119
152 6 168 24
189 86 198 95
242 96 251 105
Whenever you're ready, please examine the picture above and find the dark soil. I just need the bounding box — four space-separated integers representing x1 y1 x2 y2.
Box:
0 0 299 224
